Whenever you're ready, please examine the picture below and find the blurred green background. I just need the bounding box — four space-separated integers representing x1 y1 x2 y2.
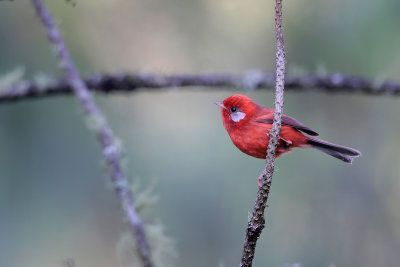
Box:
1 0 400 266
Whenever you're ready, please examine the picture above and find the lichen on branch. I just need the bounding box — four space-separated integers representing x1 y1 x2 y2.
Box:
239 0 286 266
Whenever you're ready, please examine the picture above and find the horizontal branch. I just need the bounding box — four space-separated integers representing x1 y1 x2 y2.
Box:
2 71 400 102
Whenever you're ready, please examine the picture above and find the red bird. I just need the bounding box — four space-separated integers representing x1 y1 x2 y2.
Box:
216 94 361 163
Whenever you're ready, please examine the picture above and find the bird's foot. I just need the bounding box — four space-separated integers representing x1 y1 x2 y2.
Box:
266 129 292 146
279 136 292 145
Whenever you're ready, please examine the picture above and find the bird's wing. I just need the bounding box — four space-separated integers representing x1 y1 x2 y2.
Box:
256 113 319 136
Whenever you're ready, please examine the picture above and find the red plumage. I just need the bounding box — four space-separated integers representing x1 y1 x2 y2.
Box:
216 94 361 163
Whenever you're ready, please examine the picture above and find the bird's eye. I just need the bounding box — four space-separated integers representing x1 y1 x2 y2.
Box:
230 107 238 113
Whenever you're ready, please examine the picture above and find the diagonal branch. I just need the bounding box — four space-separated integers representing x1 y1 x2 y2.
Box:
1 71 400 103
30 1 153 266
240 0 285 266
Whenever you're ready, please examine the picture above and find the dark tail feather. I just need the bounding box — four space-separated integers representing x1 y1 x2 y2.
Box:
307 137 361 164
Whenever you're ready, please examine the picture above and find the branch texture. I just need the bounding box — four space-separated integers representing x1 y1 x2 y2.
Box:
2 71 400 103
30 1 153 266
240 0 285 266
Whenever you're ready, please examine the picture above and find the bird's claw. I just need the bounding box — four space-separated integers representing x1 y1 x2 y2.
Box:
279 136 292 145
266 129 292 145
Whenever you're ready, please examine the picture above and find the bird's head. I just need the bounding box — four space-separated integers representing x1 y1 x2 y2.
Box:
215 94 259 129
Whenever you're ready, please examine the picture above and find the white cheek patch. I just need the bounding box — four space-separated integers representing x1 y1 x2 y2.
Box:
230 111 246 122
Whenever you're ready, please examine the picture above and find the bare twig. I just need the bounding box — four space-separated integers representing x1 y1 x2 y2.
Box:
30 1 153 266
1 71 400 103
240 1 285 266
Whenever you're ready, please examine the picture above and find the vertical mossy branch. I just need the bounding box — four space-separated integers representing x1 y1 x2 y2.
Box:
30 1 153 267
239 0 285 266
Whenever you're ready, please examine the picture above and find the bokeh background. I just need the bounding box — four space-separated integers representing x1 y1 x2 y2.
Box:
1 0 400 266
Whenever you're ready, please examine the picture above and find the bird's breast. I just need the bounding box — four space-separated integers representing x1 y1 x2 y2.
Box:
229 123 271 159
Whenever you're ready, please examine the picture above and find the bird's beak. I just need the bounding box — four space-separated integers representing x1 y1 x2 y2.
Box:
214 101 227 110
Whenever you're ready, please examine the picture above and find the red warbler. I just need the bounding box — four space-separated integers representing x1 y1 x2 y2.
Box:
216 94 361 163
